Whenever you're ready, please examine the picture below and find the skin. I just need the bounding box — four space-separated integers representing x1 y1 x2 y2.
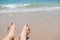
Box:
3 22 30 40
3 22 16 40
19 24 30 40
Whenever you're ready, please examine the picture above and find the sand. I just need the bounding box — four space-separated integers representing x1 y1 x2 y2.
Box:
0 10 60 40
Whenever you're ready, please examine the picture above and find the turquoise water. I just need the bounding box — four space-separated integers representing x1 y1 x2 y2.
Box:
0 0 60 4
0 0 60 11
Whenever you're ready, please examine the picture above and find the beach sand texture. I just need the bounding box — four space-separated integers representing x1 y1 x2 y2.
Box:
0 10 60 40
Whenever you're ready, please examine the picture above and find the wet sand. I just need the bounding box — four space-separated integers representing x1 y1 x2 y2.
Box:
0 10 60 40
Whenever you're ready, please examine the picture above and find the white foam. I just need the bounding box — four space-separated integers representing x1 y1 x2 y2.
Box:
0 4 60 13
0 3 31 9
0 7 60 13
1 4 17 9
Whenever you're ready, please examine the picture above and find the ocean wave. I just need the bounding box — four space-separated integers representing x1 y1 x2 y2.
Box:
0 3 60 13
0 3 40 9
0 3 60 9
0 7 60 13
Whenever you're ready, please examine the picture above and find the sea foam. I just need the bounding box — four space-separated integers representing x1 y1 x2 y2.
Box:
0 3 60 13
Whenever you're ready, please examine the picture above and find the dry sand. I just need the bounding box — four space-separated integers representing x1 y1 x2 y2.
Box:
0 10 60 40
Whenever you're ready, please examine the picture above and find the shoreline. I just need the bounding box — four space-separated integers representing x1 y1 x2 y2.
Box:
0 8 60 13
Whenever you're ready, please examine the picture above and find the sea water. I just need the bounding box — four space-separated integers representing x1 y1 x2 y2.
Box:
0 0 60 13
